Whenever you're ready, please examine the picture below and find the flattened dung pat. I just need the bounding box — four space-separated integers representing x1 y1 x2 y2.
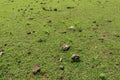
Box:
71 54 80 62
61 44 70 51
32 65 41 74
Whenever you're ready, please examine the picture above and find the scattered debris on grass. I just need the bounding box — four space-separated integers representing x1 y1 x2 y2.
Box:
59 65 64 70
68 26 75 31
71 54 80 62
32 65 41 74
61 44 70 51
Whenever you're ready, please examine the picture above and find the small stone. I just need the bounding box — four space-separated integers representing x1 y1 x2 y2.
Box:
61 44 70 51
69 26 75 31
71 54 80 62
59 65 64 70
32 65 40 74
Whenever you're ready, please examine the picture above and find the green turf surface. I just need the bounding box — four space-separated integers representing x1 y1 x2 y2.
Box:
0 0 120 80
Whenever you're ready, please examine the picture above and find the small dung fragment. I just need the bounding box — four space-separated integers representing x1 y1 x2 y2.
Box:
61 44 70 51
71 54 80 62
32 65 41 74
66 6 74 9
68 26 75 31
0 45 2 48
28 17 34 20
0 50 4 56
54 8 58 11
27 31 32 34
61 30 67 34
78 29 83 32
59 58 63 62
93 21 96 23
98 37 104 42
59 65 64 70
106 20 112 22
27 31 35 34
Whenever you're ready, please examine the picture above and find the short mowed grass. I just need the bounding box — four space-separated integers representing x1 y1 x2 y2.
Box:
0 0 120 80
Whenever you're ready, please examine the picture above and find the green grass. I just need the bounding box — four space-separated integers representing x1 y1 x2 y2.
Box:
0 0 120 80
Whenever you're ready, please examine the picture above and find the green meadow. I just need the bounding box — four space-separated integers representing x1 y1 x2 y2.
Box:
0 0 120 80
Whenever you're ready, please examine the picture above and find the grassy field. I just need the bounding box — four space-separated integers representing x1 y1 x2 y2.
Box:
0 0 120 80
